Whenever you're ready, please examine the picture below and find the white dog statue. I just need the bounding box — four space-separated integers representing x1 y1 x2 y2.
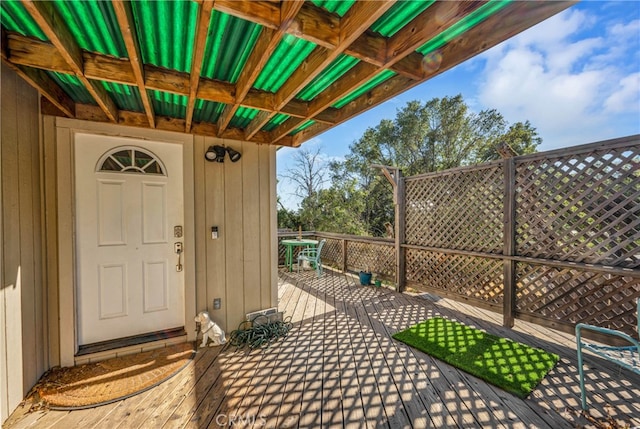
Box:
194 311 226 347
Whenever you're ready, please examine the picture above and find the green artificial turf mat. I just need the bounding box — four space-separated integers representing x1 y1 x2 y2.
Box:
392 317 559 398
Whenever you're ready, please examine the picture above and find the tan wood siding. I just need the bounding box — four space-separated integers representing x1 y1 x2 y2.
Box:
199 137 277 332
0 63 46 425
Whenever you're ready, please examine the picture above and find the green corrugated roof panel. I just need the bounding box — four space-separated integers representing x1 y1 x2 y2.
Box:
229 107 259 129
289 119 315 135
200 12 262 83
262 113 290 132
132 1 198 73
46 72 96 104
52 1 127 57
254 34 316 92
0 0 47 40
371 1 435 37
310 0 355 17
333 69 396 109
102 82 143 112
297 54 360 101
193 99 225 123
417 1 511 55
149 90 187 118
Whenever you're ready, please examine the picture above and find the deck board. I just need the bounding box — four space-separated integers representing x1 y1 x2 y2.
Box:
5 269 640 428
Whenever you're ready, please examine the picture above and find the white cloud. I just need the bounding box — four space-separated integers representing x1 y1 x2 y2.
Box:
610 18 640 40
605 72 640 112
477 5 640 149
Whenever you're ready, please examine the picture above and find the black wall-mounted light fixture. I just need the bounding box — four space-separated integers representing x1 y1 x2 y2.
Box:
226 147 242 162
205 145 227 162
204 145 242 163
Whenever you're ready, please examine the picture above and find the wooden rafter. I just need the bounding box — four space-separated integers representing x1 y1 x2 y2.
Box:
20 0 118 122
40 97 294 147
217 1 420 80
112 0 155 128
270 1 487 142
244 0 396 140
6 0 574 146
2 28 75 116
4 34 339 126
213 0 280 29
185 0 214 132
216 0 304 136
294 0 576 145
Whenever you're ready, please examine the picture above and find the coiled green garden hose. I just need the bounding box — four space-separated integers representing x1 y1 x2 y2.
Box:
229 314 293 349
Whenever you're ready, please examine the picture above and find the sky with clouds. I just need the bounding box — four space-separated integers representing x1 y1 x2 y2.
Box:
277 1 640 210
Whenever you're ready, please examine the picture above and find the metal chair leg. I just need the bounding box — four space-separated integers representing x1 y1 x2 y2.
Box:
576 331 588 410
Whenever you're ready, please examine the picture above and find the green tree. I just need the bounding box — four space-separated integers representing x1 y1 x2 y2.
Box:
277 197 299 230
477 120 541 162
309 177 368 235
331 95 541 236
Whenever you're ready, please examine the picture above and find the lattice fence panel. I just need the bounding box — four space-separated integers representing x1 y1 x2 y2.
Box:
346 241 395 279
319 238 343 270
405 164 504 253
515 144 640 268
516 263 640 336
278 242 287 265
406 249 503 305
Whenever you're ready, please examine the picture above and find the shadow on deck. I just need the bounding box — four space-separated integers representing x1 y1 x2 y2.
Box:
5 268 639 428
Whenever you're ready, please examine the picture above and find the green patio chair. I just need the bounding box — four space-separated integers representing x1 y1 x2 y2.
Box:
575 298 640 410
297 239 326 277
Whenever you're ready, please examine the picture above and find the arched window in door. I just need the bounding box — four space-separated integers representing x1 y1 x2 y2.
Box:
97 146 167 175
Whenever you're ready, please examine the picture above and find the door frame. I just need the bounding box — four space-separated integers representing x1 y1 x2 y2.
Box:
52 118 196 367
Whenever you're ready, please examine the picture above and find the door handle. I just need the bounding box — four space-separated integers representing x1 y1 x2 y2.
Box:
175 242 183 272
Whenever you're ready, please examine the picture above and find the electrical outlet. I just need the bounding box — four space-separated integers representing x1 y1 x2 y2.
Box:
213 298 221 310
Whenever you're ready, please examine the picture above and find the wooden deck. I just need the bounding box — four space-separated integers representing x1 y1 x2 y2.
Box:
5 269 640 428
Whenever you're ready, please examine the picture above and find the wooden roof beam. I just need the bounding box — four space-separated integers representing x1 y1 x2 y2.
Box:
5 32 71 72
21 0 118 122
216 0 304 135
41 98 291 146
4 35 339 126
310 2 487 115
290 3 422 80
213 0 280 29
386 1 487 60
244 0 396 140
112 0 155 128
294 1 576 145
2 29 74 117
185 0 215 132
293 74 413 145
218 1 421 81
288 2 339 49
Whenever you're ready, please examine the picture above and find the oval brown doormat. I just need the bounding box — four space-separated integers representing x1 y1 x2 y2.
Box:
33 342 195 410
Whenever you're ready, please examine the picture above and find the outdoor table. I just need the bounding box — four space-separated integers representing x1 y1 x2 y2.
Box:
281 239 318 272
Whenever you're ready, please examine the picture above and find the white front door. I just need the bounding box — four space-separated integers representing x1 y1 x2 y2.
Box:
75 133 184 346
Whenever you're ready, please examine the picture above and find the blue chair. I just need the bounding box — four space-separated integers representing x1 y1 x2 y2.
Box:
576 298 640 410
297 239 326 277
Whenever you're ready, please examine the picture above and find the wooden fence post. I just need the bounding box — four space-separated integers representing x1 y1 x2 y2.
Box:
341 238 347 272
397 172 406 292
503 157 516 327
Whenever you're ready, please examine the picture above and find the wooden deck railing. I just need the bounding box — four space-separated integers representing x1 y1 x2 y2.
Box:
279 135 640 338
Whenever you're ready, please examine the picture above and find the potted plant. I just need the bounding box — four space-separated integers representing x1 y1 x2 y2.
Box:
359 268 372 286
